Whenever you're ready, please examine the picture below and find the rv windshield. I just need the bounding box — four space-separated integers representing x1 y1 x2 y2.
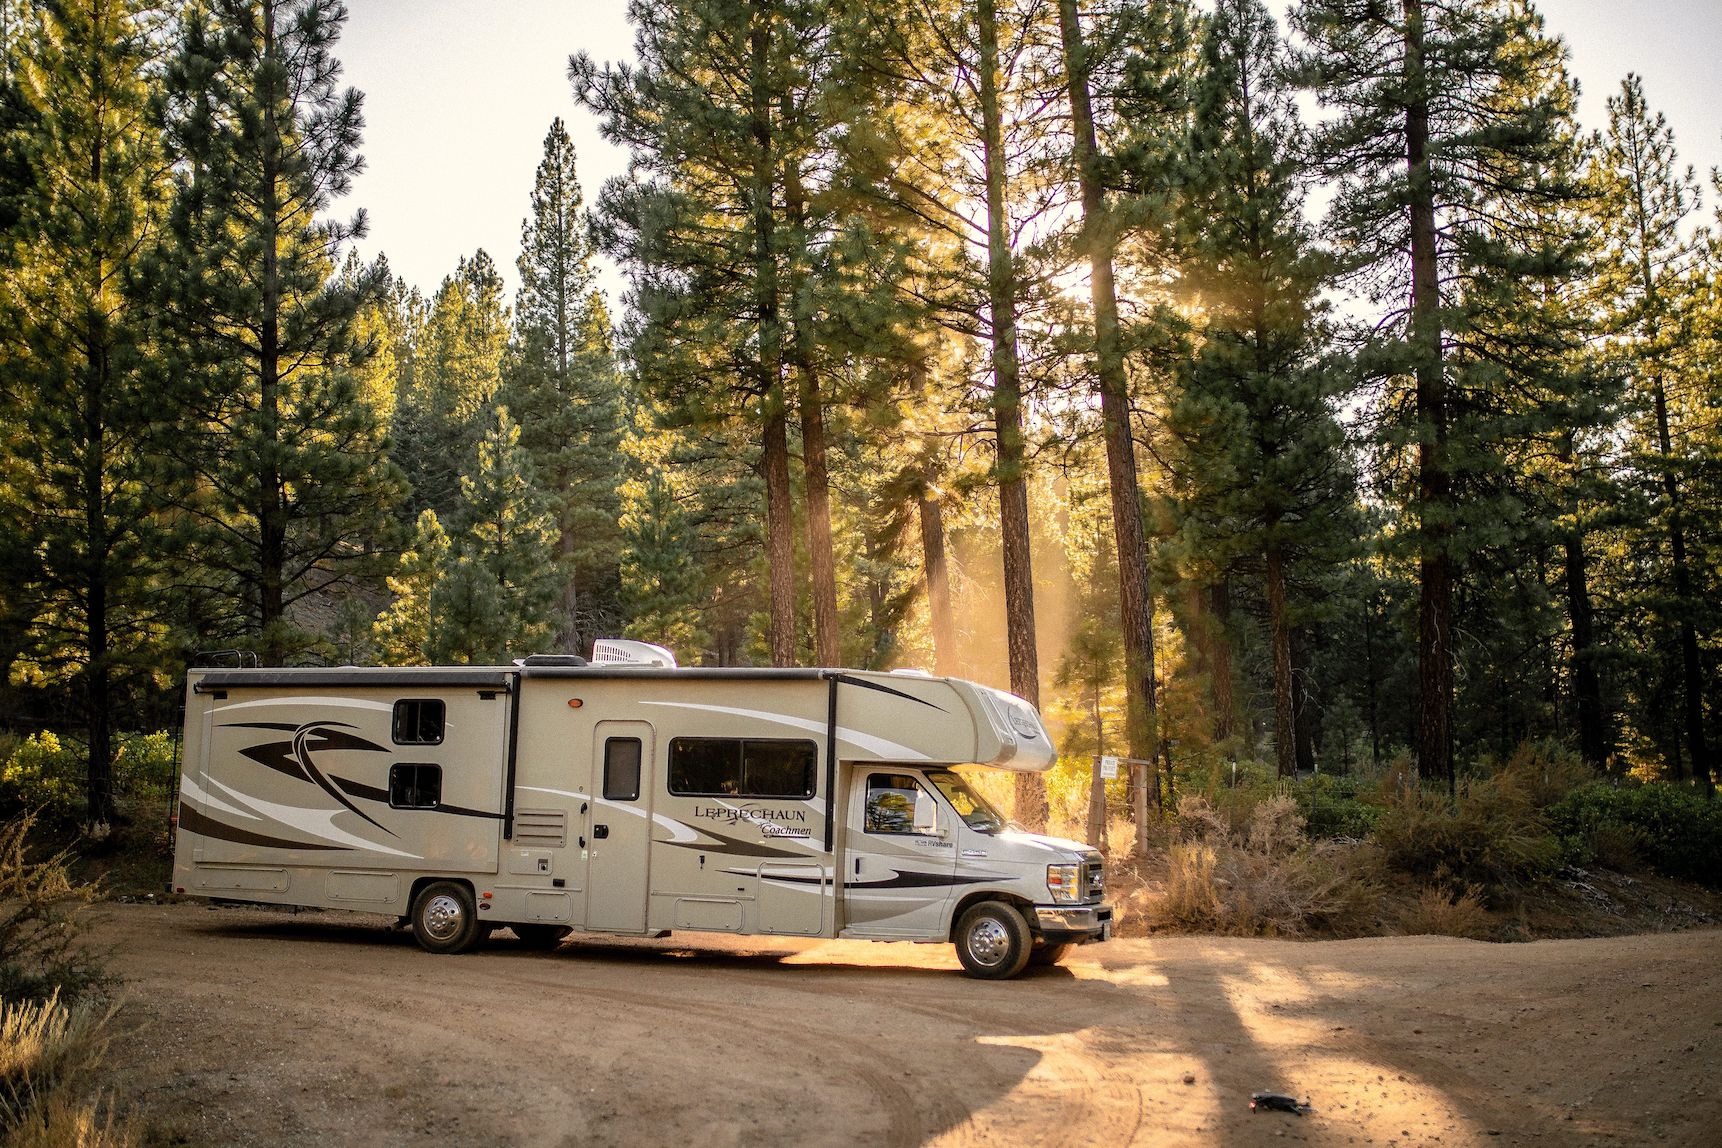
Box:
925 768 1007 833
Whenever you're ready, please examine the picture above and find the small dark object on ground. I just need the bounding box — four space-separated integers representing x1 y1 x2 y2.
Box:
1251 1092 1313 1115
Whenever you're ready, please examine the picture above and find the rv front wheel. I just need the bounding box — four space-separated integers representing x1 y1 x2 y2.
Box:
411 881 481 954
954 901 1031 979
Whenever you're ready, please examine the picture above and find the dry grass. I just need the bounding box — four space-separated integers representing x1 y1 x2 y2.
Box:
0 992 134 1146
1139 795 1378 937
1395 885 1493 940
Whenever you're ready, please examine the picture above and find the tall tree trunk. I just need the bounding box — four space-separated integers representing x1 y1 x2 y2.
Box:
783 159 840 667
750 10 795 666
85 328 115 824
1266 537 1296 778
911 357 956 675
1403 0 1454 792
1558 431 1607 769
1651 376 1711 790
258 1 286 666
977 0 1044 829
1058 0 1156 848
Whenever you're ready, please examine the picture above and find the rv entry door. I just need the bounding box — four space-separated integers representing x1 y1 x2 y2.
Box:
584 721 655 932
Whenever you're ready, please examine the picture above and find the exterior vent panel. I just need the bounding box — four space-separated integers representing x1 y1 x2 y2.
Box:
514 809 567 848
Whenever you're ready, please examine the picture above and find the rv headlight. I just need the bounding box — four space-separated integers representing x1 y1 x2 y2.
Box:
1046 863 1083 905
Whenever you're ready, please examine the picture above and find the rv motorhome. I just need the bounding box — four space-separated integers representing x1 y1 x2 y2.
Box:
170 641 1112 978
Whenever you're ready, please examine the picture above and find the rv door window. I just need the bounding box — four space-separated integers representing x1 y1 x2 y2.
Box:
603 737 642 801
865 773 939 836
667 738 817 798
392 699 446 745
389 763 442 809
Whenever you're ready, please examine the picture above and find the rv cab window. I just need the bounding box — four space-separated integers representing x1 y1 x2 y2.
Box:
392 699 445 745
865 773 940 836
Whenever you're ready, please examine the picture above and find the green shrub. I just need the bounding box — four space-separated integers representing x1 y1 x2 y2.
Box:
0 814 109 1005
1549 782 1722 887
1371 775 1561 895
0 736 82 818
1297 774 1380 839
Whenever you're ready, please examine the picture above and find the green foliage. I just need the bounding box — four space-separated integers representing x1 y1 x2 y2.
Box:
1549 783 1722 888
1296 774 1380 840
0 813 108 1005
1371 774 1562 895
1 732 174 819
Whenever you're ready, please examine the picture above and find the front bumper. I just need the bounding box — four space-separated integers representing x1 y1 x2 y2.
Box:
1034 902 1114 944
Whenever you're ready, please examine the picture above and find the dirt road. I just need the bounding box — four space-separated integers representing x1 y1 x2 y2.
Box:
92 904 1719 1146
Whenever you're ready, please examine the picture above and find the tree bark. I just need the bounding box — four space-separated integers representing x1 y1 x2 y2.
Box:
784 157 840 667
1403 0 1454 792
751 9 795 666
977 0 1044 829
1266 538 1296 778
258 0 286 666
1058 0 1156 848
1558 431 1607 769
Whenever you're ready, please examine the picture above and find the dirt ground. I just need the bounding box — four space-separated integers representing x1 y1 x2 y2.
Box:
90 903 1720 1147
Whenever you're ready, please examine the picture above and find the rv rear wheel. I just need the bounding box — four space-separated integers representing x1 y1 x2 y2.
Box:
511 924 570 949
954 901 1032 979
410 881 481 954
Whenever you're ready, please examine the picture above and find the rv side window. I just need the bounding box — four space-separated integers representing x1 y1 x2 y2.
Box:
390 763 442 809
603 738 642 801
668 738 816 798
393 699 445 745
865 773 938 836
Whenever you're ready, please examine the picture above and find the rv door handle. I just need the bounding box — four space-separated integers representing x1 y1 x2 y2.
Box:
578 835 586 848
592 824 610 839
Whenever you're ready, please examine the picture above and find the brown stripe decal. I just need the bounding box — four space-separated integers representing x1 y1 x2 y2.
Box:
178 802 346 852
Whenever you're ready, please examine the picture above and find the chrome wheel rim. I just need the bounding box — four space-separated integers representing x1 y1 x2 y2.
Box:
967 917 1011 966
423 893 464 941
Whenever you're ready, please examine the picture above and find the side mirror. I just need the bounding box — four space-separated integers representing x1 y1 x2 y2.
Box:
913 790 942 836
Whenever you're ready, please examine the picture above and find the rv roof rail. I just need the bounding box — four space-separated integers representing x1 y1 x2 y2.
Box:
191 649 258 669
517 654 590 667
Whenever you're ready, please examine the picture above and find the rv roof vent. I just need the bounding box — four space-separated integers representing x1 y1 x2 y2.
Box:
519 654 589 667
590 639 678 669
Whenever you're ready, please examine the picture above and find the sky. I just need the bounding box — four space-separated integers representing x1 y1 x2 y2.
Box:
337 0 1722 305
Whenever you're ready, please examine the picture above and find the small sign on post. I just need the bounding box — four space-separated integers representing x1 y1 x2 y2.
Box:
1098 755 1119 780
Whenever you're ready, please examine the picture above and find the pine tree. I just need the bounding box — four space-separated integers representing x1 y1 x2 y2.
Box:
498 118 626 655
1293 0 1581 788
0 0 175 821
157 0 402 665
1594 74 1712 787
394 250 510 519
436 407 560 663
1054 0 1191 846
1171 0 1353 780
371 509 450 666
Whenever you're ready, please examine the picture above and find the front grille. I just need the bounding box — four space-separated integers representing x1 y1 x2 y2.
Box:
1084 860 1105 900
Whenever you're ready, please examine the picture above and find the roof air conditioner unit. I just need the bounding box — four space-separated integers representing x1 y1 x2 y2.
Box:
590 639 678 668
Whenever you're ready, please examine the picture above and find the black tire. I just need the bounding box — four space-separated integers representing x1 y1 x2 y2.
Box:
410 881 481 954
511 923 571 949
1027 942 1073 968
954 901 1032 979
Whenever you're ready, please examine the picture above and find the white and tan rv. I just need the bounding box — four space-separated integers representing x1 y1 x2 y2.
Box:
169 641 1112 978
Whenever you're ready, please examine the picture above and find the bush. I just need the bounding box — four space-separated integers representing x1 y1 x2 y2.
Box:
0 815 109 1005
1394 885 1492 940
1297 774 1380 839
1148 795 1376 937
1371 774 1562 896
0 736 82 819
0 992 134 1147
1550 782 1722 887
